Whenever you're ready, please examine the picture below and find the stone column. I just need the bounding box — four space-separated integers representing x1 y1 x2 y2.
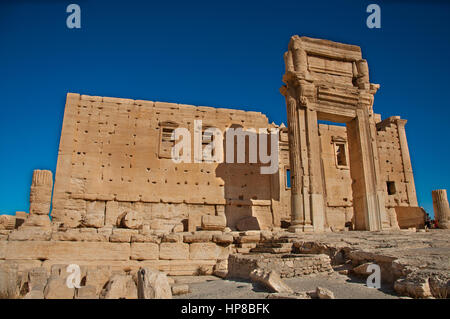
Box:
395 119 418 206
281 86 307 231
432 189 450 229
24 169 53 228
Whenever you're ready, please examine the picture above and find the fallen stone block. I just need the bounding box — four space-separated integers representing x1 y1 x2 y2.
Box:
0 264 19 298
171 284 189 296
85 266 112 295
137 268 172 299
249 269 293 294
76 285 98 299
101 274 137 299
315 286 335 299
266 292 311 299
44 276 75 299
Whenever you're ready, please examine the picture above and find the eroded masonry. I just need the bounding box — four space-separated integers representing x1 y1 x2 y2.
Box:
1 36 448 299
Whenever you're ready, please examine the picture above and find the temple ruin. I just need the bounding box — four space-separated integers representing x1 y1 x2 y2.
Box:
0 36 448 299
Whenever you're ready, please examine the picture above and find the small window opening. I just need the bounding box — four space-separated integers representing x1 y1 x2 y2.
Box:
286 169 291 189
336 143 347 166
387 181 396 195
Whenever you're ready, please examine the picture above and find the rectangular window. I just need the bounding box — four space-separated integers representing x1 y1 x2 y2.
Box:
335 143 347 167
387 181 396 195
159 127 176 159
202 129 215 162
286 168 291 189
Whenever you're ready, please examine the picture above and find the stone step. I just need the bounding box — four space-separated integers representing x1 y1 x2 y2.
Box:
250 247 293 254
250 243 293 254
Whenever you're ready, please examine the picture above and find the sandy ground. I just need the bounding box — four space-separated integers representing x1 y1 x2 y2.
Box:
173 272 399 299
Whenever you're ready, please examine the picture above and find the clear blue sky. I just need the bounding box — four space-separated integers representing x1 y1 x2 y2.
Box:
0 0 449 217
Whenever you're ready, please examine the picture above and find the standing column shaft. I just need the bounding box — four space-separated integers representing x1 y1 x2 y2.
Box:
432 189 450 229
285 93 304 226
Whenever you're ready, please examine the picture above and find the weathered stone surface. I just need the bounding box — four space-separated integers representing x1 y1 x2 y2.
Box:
101 274 137 299
352 262 373 276
131 243 159 260
26 267 49 290
0 215 16 230
23 287 45 299
52 229 108 242
201 215 226 231
76 285 98 299
394 278 432 299
236 234 260 243
8 228 52 241
131 233 159 243
110 229 135 243
315 286 335 299
82 201 105 228
162 233 183 243
0 264 19 298
4 241 130 261
432 190 450 229
213 234 233 245
266 292 311 299
84 266 112 295
159 243 189 260
29 170 53 216
189 243 229 260
21 214 51 229
137 267 172 299
171 284 189 295
183 233 212 243
118 211 143 230
44 276 75 299
236 216 261 231
249 269 293 293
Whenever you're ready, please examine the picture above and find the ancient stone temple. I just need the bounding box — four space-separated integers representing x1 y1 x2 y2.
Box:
1 36 437 300
280 36 418 232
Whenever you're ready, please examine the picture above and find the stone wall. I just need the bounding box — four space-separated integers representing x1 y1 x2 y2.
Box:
52 93 290 231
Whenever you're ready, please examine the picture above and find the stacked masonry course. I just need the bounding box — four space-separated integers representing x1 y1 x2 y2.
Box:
0 36 448 299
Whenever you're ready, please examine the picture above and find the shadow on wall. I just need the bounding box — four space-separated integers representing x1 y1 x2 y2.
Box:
215 124 280 230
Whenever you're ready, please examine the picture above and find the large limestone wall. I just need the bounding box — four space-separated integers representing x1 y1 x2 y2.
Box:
52 93 287 231
376 116 418 227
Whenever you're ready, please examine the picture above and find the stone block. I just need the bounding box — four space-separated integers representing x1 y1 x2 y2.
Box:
249 269 293 294
44 276 75 299
131 243 159 260
101 274 137 299
137 268 172 299
171 284 189 295
76 285 98 299
189 243 230 260
159 243 189 260
8 228 52 241
82 201 105 228
201 215 226 231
